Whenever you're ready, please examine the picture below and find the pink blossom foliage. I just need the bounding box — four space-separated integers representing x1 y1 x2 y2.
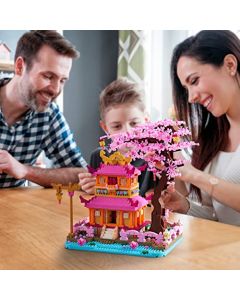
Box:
108 119 197 183
77 238 86 246
129 241 139 249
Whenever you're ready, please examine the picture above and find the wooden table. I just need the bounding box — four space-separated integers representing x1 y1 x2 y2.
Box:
0 187 240 270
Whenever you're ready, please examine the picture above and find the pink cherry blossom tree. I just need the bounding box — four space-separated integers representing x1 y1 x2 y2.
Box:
108 119 197 233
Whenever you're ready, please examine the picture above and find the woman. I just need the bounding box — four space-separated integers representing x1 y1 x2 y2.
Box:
163 30 240 226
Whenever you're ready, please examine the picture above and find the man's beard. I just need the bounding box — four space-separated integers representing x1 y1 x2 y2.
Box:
24 94 52 113
20 83 58 113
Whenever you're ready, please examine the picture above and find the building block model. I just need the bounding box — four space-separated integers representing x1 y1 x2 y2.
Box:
53 120 197 258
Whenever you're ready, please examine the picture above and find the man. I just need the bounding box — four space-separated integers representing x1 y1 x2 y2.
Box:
0 30 87 188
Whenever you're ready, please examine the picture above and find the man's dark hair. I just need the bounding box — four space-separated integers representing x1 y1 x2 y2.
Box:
14 30 80 70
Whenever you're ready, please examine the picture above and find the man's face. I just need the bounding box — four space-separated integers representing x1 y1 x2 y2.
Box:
19 45 72 112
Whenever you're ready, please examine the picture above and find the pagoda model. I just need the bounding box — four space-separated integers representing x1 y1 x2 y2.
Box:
79 143 150 240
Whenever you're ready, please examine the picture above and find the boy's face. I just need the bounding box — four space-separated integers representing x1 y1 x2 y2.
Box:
100 103 149 135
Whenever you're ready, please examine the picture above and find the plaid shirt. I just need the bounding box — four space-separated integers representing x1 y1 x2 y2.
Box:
0 78 87 188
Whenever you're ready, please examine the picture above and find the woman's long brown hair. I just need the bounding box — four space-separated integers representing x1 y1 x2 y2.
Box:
170 30 240 201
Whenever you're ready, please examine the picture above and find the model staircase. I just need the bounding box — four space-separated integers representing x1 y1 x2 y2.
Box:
100 225 119 240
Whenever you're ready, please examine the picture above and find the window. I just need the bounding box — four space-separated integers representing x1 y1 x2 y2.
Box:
108 176 117 185
120 178 127 186
99 176 106 185
95 210 100 217
145 30 188 121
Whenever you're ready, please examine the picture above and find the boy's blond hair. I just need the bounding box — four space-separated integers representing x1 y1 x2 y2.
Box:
99 78 146 120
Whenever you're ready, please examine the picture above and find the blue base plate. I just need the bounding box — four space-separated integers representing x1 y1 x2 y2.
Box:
65 237 183 258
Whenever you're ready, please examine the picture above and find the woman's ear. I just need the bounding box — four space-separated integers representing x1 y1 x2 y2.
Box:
100 120 108 134
224 54 238 76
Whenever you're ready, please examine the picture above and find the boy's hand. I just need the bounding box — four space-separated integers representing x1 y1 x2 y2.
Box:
78 172 96 195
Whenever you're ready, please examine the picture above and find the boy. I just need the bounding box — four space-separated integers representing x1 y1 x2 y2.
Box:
79 78 154 196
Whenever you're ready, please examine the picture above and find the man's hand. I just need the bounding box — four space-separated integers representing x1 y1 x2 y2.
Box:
78 172 96 195
0 150 27 179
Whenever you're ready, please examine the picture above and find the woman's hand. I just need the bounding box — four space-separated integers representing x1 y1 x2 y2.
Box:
177 162 200 183
161 186 190 214
174 151 200 183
